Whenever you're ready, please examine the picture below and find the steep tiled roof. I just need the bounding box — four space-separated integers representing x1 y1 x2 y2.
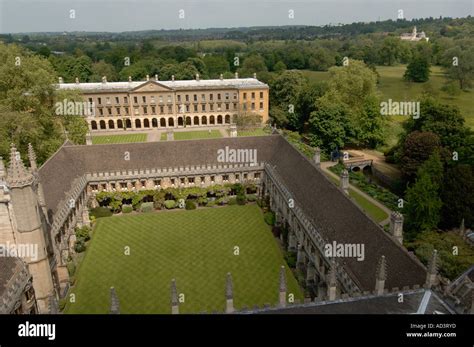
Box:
38 135 427 291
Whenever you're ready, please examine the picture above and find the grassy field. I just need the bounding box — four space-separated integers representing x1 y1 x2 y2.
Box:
92 133 147 144
65 205 302 314
237 128 271 137
162 130 223 141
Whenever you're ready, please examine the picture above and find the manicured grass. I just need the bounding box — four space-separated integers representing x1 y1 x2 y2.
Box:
160 132 167 141
237 128 271 137
173 130 222 140
65 205 302 314
92 133 147 144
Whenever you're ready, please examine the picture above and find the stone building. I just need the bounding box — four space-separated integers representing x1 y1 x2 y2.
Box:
57 74 269 132
0 134 449 313
400 26 429 42
0 256 38 314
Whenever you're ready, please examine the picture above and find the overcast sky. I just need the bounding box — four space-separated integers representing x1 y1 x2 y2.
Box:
0 0 472 33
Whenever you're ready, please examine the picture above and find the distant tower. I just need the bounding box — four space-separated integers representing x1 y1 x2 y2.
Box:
5 144 55 313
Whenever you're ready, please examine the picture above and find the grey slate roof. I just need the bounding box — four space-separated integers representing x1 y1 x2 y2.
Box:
58 78 268 93
255 290 454 314
38 135 427 292
0 256 24 298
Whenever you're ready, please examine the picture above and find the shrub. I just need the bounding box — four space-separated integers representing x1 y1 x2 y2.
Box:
264 211 276 226
122 204 133 214
66 261 76 277
89 207 113 219
207 200 216 207
75 226 91 242
185 200 197 210
236 193 247 205
246 194 257 202
140 202 154 213
74 240 86 253
285 251 297 268
59 298 67 311
228 197 238 205
216 197 229 205
164 200 177 209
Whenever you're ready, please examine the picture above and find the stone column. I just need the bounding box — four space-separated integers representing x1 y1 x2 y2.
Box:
171 279 179 314
229 124 237 137
279 266 287 308
390 212 404 244
340 169 349 195
297 244 305 269
225 273 234 314
85 131 92 145
288 232 297 252
375 255 387 295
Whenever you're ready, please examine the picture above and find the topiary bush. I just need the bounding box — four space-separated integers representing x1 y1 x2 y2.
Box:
122 204 133 214
164 200 177 209
246 194 257 202
185 200 197 210
89 207 113 219
140 202 154 213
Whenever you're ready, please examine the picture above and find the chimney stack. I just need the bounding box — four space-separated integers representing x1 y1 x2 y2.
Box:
340 169 349 195
375 255 387 295
425 249 439 288
390 212 404 244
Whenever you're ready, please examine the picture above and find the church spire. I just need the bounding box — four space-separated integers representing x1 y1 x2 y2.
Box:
6 144 33 187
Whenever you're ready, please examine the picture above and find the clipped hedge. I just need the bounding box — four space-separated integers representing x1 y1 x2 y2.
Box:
185 200 197 210
164 200 177 209
264 211 276 226
122 204 133 214
140 202 154 213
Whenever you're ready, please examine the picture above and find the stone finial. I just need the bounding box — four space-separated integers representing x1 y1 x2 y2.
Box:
340 169 349 195
58 77 64 84
279 266 287 307
171 75 175 81
225 273 234 313
390 211 404 244
425 249 439 288
75 77 79 84
110 287 120 314
146 74 150 81
313 147 321 166
27 143 37 172
196 73 200 81
128 76 132 82
171 279 179 314
375 255 387 295
253 72 257 79
155 74 159 81
234 72 238 79
327 260 337 301
102 76 107 84
85 131 92 146
220 73 223 80
6 144 33 187
459 218 465 236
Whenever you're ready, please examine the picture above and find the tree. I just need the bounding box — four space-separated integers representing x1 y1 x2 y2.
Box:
273 61 286 73
399 131 441 183
379 36 402 66
203 55 230 78
404 153 443 240
404 53 430 82
90 60 118 82
440 164 474 228
238 54 267 77
443 47 474 90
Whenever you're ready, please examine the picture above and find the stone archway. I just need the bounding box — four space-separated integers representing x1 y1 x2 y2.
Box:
193 116 199 126
201 116 207 125
178 117 184 126
225 114 230 124
135 119 142 128
143 118 150 128
168 117 174 127
99 120 106 130
160 118 166 127
217 115 223 124
117 119 123 129
125 119 132 129
152 118 158 128
185 117 191 126
210 115 215 125
108 120 115 129
91 121 97 130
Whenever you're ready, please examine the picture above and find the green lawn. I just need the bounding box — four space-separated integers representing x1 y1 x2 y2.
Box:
237 128 271 137
173 130 222 140
65 205 302 314
92 133 147 144
160 132 167 141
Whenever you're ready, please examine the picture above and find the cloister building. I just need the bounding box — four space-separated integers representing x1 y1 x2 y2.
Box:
57 74 269 132
1 134 439 313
